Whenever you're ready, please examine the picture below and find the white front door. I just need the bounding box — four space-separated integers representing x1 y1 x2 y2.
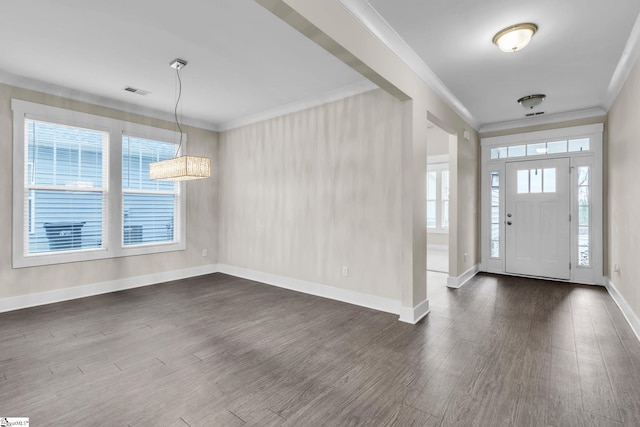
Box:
505 158 571 279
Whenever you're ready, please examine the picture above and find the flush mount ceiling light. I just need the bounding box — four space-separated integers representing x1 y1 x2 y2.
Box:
493 23 538 52
518 94 546 109
149 58 211 181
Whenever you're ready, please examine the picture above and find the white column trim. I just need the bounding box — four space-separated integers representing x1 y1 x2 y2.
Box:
399 298 430 324
447 264 479 288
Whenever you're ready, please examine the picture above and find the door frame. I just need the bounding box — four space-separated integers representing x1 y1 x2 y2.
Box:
480 123 604 285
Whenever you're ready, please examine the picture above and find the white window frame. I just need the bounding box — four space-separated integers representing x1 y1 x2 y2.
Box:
480 123 603 285
12 99 187 268
427 155 449 234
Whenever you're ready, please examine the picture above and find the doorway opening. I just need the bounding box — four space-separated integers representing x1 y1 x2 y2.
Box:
426 120 456 291
480 124 603 285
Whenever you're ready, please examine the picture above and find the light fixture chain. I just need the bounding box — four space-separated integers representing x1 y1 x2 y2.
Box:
174 67 183 158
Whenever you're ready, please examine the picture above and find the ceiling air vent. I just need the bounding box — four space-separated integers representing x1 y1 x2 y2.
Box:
124 86 150 96
525 111 545 117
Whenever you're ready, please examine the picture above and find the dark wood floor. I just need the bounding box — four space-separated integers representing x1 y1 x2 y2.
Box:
1 273 640 426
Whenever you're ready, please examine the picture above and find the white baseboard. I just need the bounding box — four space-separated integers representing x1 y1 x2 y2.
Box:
605 277 640 342
1 262 430 325
447 264 480 288
399 298 430 324
0 264 219 314
217 264 403 317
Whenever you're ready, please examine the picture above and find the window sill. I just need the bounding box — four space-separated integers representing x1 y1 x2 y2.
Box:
427 229 449 235
13 241 186 269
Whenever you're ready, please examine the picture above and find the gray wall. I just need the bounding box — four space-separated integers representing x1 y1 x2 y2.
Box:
218 89 404 300
608 54 640 323
258 0 480 307
0 83 218 299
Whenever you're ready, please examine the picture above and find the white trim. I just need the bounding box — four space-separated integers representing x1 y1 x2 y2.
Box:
217 264 403 316
479 270 605 286
481 123 604 147
0 264 219 314
399 298 430 324
218 80 377 131
0 263 435 324
427 244 448 251
12 99 187 268
0 69 219 132
479 108 607 134
0 70 378 133
427 154 449 165
480 124 604 286
339 0 478 129
427 229 449 235
603 12 640 111
447 264 479 288
605 277 640 342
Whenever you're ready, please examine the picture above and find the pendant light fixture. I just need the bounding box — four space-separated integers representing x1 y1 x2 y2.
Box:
149 58 211 181
493 23 538 53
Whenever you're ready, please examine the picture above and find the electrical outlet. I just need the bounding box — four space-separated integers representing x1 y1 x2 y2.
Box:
613 264 620 273
341 266 349 277
202 249 208 257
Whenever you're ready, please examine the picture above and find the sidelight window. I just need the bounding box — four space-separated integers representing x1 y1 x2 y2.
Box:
577 166 591 267
490 171 500 258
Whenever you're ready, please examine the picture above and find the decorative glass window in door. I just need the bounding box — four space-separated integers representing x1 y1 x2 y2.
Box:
577 166 590 267
490 172 500 258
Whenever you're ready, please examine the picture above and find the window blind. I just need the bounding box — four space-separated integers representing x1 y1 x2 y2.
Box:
122 135 179 246
25 119 107 254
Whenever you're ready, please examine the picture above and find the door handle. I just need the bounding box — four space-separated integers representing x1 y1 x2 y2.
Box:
507 221 512 226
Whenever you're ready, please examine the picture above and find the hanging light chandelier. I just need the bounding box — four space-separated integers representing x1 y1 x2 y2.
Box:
149 58 211 181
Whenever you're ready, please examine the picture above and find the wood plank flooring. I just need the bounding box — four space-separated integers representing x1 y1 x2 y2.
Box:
1 272 639 426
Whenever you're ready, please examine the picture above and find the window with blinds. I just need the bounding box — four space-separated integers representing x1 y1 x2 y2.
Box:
12 99 187 268
25 119 108 254
122 136 179 246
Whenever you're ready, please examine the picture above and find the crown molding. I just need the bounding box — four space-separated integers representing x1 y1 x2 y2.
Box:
339 0 479 130
478 108 607 134
1 70 378 134
0 70 220 132
217 79 377 131
602 12 640 111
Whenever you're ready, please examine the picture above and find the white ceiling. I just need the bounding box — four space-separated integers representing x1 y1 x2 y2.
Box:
2 1 639 132
0 0 370 131
366 0 640 129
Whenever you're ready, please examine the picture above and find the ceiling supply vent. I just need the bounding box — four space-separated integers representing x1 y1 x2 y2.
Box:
525 111 545 117
123 86 150 96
